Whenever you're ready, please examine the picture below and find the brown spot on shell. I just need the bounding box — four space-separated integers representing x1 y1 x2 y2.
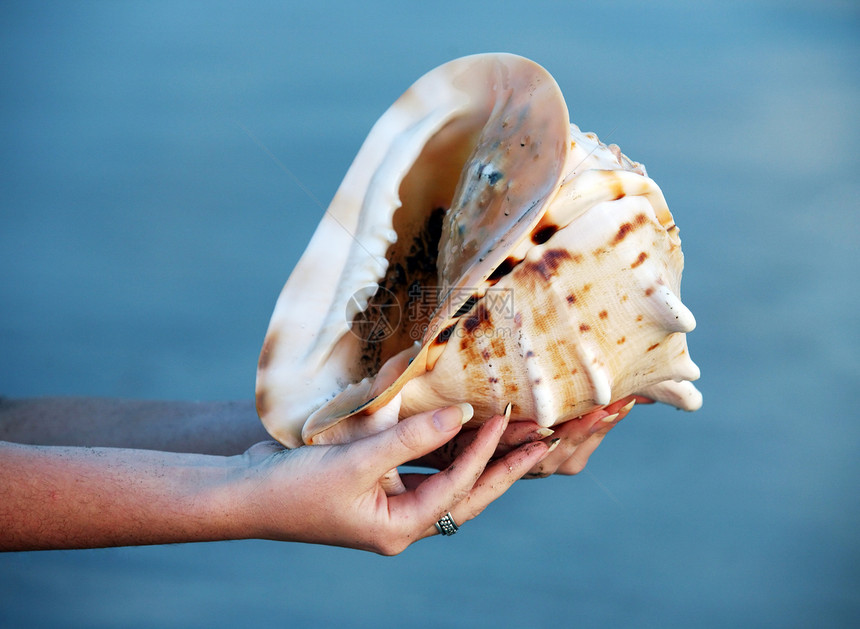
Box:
542 249 568 267
255 389 268 417
452 294 480 318
647 342 660 352
617 336 626 345
464 303 491 333
613 213 650 244
488 256 517 283
610 175 625 201
490 337 507 358
599 310 608 319
531 224 559 245
614 224 632 243
579 324 591 333
645 287 655 297
566 294 576 305
522 248 572 281
481 348 491 360
489 377 499 383
631 252 649 268
258 331 278 370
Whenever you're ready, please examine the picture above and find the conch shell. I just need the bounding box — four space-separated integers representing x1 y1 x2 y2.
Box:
256 53 701 448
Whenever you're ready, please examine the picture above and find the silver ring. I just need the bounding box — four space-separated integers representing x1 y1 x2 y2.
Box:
434 512 459 536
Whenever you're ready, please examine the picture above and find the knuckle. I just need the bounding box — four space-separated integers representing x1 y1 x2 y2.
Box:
348 444 378 475
367 517 420 556
463 500 485 522
372 535 409 556
394 419 427 455
450 486 471 506
441 467 475 504
559 459 587 475
524 466 552 479
350 457 376 480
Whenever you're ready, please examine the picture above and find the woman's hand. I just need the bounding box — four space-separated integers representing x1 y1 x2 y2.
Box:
518 395 651 477
0 395 630 554
1 401 553 553
231 401 555 555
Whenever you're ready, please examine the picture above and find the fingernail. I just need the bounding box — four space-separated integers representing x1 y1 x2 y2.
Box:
503 402 512 422
517 427 555 444
456 403 474 424
546 438 561 454
620 399 636 414
590 413 619 434
433 403 474 431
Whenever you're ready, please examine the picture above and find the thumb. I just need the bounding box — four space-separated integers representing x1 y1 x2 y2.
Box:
354 403 474 475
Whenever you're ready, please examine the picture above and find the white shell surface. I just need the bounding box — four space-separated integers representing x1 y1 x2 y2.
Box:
255 54 701 447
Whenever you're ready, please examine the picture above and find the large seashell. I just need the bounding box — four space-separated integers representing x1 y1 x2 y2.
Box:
256 53 701 448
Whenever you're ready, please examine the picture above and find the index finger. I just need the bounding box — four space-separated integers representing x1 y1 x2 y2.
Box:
387 410 510 531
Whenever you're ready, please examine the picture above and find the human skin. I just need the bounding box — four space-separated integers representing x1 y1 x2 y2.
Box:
0 402 549 553
0 394 642 553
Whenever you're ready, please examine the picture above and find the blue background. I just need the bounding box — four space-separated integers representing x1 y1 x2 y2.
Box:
1 1 858 627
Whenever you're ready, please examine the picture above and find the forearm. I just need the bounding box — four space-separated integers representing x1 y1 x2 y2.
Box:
0 405 559 554
0 440 256 551
0 397 269 455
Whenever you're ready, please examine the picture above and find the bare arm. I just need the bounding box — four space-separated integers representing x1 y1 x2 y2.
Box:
0 440 244 550
0 404 554 553
0 397 269 455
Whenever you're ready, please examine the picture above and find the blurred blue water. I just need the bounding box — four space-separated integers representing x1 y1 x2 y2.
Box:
1 1 858 627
